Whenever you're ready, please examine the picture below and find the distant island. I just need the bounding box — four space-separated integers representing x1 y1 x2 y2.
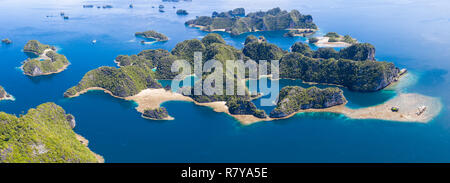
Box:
21 40 70 76
176 9 189 15
311 32 357 47
185 7 318 36
59 33 441 125
135 30 169 42
0 85 14 101
1 38 12 44
0 103 103 163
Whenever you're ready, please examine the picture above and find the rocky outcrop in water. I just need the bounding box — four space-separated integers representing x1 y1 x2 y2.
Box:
143 107 169 120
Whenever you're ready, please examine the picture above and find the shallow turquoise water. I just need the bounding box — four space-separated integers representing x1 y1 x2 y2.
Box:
1 0 450 162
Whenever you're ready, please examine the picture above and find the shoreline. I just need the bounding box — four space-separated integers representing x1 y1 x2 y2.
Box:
68 75 442 125
75 133 104 163
22 48 70 76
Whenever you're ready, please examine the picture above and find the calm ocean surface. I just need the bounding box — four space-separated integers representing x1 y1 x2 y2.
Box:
0 0 449 162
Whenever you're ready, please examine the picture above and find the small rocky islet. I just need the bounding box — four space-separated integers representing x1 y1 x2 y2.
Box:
21 40 70 76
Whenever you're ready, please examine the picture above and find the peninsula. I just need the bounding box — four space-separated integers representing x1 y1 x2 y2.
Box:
22 40 70 76
0 85 14 101
0 103 103 163
185 7 318 36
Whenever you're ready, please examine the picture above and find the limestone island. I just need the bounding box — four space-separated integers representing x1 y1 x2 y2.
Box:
185 7 318 36
21 40 70 76
0 85 14 101
64 33 440 125
135 30 169 43
0 103 103 163
310 32 357 48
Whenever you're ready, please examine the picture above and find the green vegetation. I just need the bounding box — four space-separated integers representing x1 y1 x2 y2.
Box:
291 42 313 57
343 35 357 44
244 35 259 45
391 107 399 112
115 49 183 80
339 43 375 61
171 39 206 65
186 7 317 36
64 65 162 98
212 8 245 18
22 50 70 76
243 36 285 62
201 33 226 47
143 107 169 119
1 38 12 44
279 52 399 91
0 103 101 163
23 40 53 55
270 86 346 118
323 32 357 44
283 29 315 37
324 32 339 38
313 48 339 59
135 30 168 41
292 42 376 61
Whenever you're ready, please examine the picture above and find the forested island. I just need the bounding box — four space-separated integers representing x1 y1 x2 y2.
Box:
135 30 169 42
0 85 14 101
22 40 70 76
63 33 413 124
0 103 103 163
185 7 318 36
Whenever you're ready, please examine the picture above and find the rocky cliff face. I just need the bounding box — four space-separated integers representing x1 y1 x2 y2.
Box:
269 86 346 118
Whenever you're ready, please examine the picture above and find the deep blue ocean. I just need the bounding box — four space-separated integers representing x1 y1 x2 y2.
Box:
1 0 449 162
